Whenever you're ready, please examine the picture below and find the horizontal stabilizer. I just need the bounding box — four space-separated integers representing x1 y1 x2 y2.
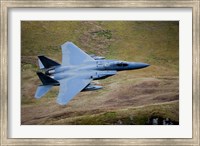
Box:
38 55 60 69
38 58 45 69
35 85 53 99
37 72 59 86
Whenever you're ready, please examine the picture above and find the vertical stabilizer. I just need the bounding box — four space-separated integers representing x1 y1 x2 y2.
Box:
38 55 60 69
37 72 59 85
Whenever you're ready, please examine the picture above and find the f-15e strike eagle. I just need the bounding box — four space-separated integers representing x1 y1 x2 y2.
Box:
35 42 149 105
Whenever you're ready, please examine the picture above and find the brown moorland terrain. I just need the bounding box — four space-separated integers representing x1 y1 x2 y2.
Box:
21 21 179 125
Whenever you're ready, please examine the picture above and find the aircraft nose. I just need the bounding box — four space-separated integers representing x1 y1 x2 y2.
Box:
130 62 150 69
139 63 150 68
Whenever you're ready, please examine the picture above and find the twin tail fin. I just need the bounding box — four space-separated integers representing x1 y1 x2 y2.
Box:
35 72 59 99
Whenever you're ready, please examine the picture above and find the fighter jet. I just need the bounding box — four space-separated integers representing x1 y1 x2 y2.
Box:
35 42 149 105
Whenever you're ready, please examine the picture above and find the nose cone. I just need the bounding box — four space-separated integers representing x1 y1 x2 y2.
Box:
139 63 150 68
130 62 150 69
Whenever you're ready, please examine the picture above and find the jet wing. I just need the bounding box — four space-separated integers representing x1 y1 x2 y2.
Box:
61 42 95 66
56 77 92 105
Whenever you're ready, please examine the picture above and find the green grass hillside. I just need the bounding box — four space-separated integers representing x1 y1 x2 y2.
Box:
21 21 179 125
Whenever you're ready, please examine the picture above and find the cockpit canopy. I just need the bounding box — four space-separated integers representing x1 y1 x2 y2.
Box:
103 61 129 69
116 62 128 67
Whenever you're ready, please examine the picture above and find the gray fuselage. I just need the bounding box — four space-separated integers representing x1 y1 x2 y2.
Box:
46 60 149 81
35 41 150 105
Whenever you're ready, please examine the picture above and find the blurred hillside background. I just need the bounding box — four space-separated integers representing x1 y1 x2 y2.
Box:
21 21 179 125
